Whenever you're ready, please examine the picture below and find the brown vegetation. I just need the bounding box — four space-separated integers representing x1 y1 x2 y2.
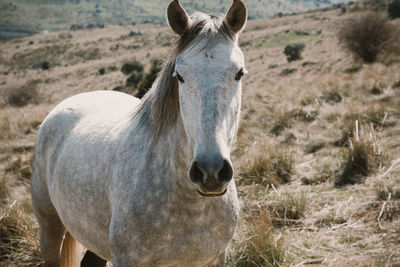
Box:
338 12 399 63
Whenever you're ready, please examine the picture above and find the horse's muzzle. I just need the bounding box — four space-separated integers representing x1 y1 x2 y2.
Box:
189 153 233 196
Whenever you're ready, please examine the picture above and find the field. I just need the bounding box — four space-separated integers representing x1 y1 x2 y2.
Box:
1 2 400 266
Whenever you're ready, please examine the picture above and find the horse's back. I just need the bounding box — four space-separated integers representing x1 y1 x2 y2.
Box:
31 90 140 260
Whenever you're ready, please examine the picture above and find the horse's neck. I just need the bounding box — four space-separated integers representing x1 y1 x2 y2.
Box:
142 113 203 199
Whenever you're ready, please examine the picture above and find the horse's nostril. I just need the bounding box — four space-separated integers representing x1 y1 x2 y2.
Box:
189 161 204 184
218 160 233 183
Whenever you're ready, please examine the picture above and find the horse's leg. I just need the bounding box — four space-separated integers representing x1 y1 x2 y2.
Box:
31 168 66 266
36 211 66 267
81 250 107 267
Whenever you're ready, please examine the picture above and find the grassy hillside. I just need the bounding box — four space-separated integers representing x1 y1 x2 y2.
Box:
1 1 400 266
0 0 350 32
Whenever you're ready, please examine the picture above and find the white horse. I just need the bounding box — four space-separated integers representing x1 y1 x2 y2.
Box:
31 0 247 266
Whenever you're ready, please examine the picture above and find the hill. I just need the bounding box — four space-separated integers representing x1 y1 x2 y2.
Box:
0 0 350 32
0 1 399 266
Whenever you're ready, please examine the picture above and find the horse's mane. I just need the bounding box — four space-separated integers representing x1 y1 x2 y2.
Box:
133 12 233 146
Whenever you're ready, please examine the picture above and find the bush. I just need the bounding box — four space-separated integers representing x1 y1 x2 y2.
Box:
136 58 163 99
338 12 397 63
2 80 42 107
388 0 400 19
283 43 305 62
126 71 143 88
121 61 144 75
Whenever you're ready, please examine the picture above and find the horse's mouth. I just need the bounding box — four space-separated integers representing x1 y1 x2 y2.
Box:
196 188 227 197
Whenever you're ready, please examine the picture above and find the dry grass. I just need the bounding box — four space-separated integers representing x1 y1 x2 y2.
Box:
228 211 287 267
267 192 307 227
0 201 42 267
336 123 386 186
2 80 43 107
239 144 294 187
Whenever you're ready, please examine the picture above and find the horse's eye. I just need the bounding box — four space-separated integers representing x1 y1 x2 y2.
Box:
235 67 247 81
173 71 185 83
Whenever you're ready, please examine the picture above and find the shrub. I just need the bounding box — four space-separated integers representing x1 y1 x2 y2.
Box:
121 61 144 75
126 71 144 88
2 80 42 107
338 12 397 63
283 43 305 62
136 58 163 98
388 0 400 19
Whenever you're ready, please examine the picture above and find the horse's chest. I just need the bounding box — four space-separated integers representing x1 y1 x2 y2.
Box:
143 215 234 265
127 201 238 266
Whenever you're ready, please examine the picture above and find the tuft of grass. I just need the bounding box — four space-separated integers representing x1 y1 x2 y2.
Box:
364 104 395 128
228 211 287 267
335 124 385 186
240 145 294 187
314 210 347 227
268 192 307 226
5 157 32 181
321 90 342 104
0 115 14 140
338 234 362 244
287 108 318 122
269 112 292 136
304 141 325 154
2 80 43 107
0 201 42 266
302 161 339 185
376 179 400 201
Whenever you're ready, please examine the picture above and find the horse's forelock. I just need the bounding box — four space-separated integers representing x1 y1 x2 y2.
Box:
134 13 233 147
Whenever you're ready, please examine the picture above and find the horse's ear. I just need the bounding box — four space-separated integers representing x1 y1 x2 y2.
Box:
224 0 247 34
167 0 192 35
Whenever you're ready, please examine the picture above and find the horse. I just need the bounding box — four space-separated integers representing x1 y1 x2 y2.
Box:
31 0 247 266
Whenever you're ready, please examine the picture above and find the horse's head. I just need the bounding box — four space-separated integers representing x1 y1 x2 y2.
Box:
167 0 247 197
